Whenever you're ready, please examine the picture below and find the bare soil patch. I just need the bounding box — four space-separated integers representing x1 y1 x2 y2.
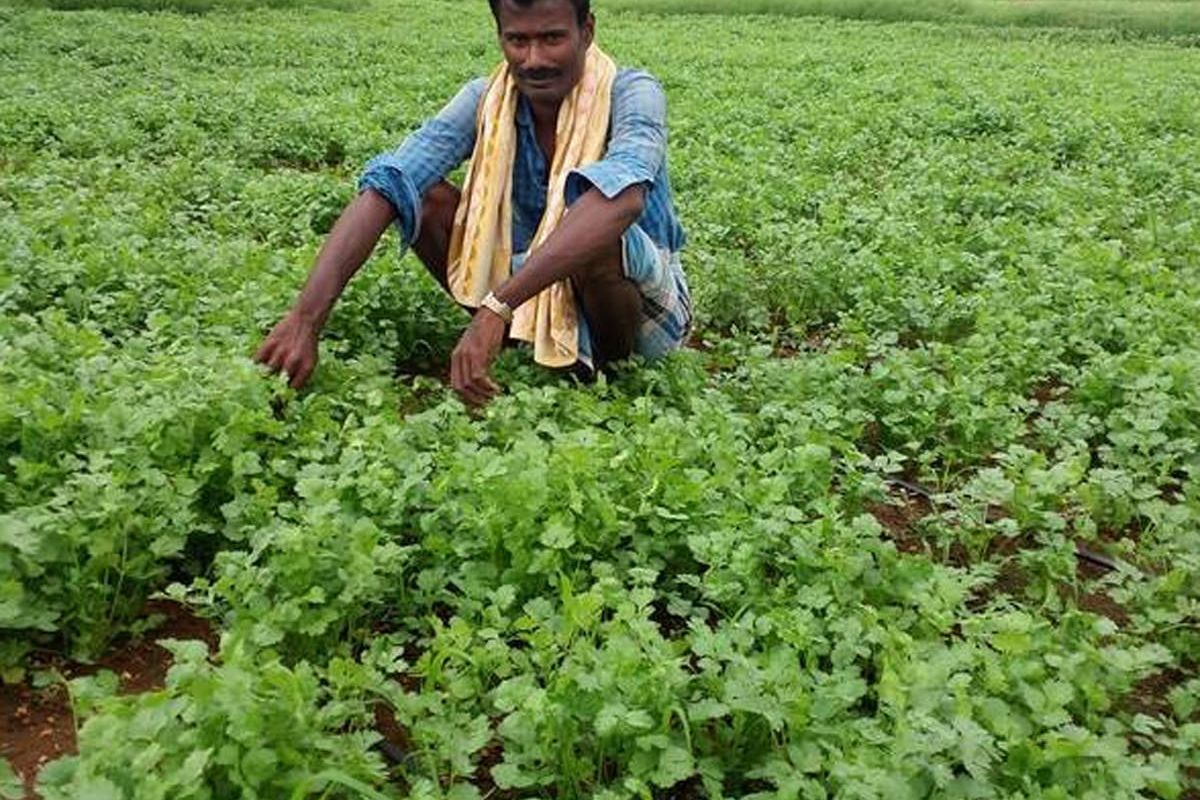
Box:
0 600 215 799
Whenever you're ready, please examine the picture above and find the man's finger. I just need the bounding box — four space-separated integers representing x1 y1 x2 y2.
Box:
268 349 290 374
451 350 465 395
285 354 305 376
289 359 312 389
457 382 485 406
466 371 498 405
462 360 494 406
451 352 480 405
469 373 497 400
254 338 276 364
460 373 488 406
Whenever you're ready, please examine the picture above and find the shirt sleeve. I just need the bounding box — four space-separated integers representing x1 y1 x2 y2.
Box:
358 77 487 248
564 70 667 205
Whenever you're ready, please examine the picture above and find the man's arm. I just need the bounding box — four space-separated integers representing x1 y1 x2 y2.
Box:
451 184 645 405
255 189 395 388
255 78 485 389
497 185 645 308
498 70 664 309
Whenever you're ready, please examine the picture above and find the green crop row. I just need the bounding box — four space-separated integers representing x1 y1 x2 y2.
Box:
3 0 355 12
604 0 1200 39
2 0 1198 796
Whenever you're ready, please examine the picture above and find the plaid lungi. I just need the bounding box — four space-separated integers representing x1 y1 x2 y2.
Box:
510 222 691 369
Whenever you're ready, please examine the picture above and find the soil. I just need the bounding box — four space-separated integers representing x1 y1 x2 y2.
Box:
684 332 712 353
1029 377 1068 408
0 599 215 800
1125 667 1189 721
471 737 508 798
372 702 413 774
868 484 934 555
1073 548 1131 627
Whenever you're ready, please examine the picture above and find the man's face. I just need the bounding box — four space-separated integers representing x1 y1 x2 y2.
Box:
495 0 594 107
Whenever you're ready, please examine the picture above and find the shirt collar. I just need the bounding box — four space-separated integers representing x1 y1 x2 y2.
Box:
515 93 534 129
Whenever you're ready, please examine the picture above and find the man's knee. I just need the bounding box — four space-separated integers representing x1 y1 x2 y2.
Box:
571 238 640 367
571 238 626 290
413 182 460 288
419 181 460 238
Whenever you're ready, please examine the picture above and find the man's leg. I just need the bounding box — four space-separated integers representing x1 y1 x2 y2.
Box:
413 181 641 369
571 241 641 370
411 181 461 292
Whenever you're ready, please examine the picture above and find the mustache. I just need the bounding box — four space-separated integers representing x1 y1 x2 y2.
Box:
517 68 561 82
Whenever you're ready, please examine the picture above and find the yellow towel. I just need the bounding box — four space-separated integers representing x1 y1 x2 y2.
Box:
446 44 617 368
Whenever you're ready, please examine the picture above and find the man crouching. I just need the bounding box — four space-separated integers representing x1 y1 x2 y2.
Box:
255 0 691 405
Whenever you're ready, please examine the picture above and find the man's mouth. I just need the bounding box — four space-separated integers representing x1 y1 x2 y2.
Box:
520 72 560 86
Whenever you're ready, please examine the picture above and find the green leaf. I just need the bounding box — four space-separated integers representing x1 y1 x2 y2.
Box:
539 518 575 550
491 761 542 790
0 759 23 800
650 745 695 788
445 784 481 800
74 776 123 800
176 749 210 786
687 698 729 722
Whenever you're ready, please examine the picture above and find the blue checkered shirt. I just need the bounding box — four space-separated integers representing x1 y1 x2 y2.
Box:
360 68 686 256
358 67 690 364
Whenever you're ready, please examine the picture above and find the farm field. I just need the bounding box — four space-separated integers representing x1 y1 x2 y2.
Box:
606 0 1200 39
2 0 1200 797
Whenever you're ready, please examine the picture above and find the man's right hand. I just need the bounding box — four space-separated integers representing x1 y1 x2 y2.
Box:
250 189 395 391
255 311 319 389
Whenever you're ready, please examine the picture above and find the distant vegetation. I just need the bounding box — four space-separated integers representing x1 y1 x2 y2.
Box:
9 0 353 12
605 0 1200 37
3 0 1199 797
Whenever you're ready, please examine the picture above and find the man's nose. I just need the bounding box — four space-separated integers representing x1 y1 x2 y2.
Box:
524 41 553 71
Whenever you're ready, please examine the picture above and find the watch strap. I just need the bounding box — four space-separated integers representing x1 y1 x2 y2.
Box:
480 291 514 323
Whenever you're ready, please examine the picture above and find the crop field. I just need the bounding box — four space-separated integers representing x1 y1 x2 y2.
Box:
2 0 1200 797
606 0 1200 38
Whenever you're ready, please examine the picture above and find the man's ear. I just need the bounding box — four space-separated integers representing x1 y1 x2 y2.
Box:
581 12 595 46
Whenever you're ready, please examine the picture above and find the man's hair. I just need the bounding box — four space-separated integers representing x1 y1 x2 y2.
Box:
488 0 591 27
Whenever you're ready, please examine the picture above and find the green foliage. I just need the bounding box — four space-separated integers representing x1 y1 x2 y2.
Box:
606 0 1200 39
8 0 355 13
36 641 393 799
0 326 294 659
2 0 1199 796
0 759 22 800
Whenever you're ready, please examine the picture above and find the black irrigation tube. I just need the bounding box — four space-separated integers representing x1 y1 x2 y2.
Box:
882 478 1124 573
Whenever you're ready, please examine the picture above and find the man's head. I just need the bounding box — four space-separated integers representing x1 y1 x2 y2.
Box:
488 0 595 108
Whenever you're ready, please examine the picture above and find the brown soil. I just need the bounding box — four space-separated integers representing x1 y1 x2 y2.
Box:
870 482 1137 628
1029 377 1068 407
1125 667 1189 720
650 599 691 639
0 600 215 800
869 486 934 555
372 702 413 774
1072 557 1131 628
472 737 508 798
771 326 828 359
685 332 712 353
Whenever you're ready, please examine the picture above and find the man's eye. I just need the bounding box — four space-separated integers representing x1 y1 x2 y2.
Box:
543 33 564 44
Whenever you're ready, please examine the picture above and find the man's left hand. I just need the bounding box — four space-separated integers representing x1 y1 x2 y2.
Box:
451 308 506 406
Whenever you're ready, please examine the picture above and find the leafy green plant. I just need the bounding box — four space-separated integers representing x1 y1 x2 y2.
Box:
2 0 1199 795
37 640 393 799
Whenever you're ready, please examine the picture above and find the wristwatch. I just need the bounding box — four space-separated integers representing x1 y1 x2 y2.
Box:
480 291 514 323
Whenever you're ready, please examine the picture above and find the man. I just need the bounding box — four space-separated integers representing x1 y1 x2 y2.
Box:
255 0 690 406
